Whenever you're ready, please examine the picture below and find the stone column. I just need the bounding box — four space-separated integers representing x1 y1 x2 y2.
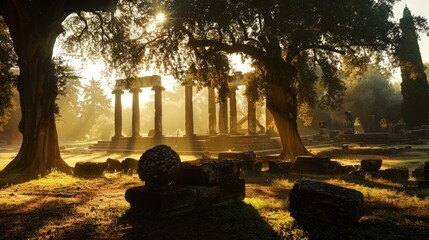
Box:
218 97 228 135
112 89 124 139
248 98 257 135
130 88 142 138
229 86 238 135
152 86 164 137
208 87 217 135
185 84 195 137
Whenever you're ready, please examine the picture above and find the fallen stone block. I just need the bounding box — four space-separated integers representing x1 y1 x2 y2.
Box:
218 151 256 162
268 160 292 174
218 151 257 173
125 178 245 218
106 158 122 172
326 161 348 174
411 166 424 180
289 181 364 225
367 168 409 182
344 165 358 173
174 159 242 186
361 159 382 172
121 158 138 173
349 170 365 179
125 185 220 218
292 156 332 174
74 162 107 178
418 181 429 188
425 161 429 181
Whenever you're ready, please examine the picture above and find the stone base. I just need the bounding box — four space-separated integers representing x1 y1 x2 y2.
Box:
125 179 245 219
367 168 409 182
218 151 260 173
74 162 107 178
268 160 293 174
289 181 364 225
418 181 429 188
291 156 346 174
361 159 382 172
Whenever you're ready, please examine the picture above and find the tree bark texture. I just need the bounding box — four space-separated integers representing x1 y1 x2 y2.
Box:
266 80 310 161
0 0 118 176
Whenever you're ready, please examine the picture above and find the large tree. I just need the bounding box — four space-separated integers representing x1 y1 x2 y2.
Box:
98 0 399 160
0 0 118 177
399 7 429 128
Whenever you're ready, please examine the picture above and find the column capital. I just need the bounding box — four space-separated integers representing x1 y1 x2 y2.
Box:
130 88 142 93
112 89 124 95
151 86 165 92
229 86 238 91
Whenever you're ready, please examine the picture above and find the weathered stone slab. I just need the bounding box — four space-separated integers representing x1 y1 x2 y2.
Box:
125 178 245 218
106 158 121 172
174 159 242 186
268 160 292 174
411 166 424 180
418 181 429 188
425 161 429 181
74 162 107 178
121 158 138 173
367 168 409 182
125 185 220 218
218 151 256 162
361 159 382 172
292 156 332 174
218 151 257 173
344 165 358 173
289 181 364 225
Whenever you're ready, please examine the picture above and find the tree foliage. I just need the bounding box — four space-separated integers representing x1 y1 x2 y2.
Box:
60 0 404 159
0 17 17 131
399 7 429 128
344 66 402 132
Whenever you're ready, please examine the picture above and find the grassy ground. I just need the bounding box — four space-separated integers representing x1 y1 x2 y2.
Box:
0 146 428 239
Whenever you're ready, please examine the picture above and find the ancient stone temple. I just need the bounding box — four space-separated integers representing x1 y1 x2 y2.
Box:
91 74 281 154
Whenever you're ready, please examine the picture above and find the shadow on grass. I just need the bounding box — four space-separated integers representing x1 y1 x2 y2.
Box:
0 196 93 239
0 170 36 188
120 202 282 240
292 217 429 240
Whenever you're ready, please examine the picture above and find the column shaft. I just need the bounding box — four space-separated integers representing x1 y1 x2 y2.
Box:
185 84 194 136
152 86 164 137
130 88 142 138
218 98 228 134
229 87 238 134
208 87 217 135
112 90 124 139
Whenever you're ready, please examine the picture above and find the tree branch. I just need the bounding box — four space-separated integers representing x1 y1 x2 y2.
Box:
189 38 269 65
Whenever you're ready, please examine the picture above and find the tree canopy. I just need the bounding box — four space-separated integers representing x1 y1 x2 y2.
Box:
75 0 401 159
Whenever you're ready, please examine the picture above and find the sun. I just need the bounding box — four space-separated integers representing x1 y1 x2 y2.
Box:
155 12 166 23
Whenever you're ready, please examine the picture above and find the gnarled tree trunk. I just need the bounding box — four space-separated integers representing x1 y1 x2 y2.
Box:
1 15 71 177
0 0 118 178
266 77 310 161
